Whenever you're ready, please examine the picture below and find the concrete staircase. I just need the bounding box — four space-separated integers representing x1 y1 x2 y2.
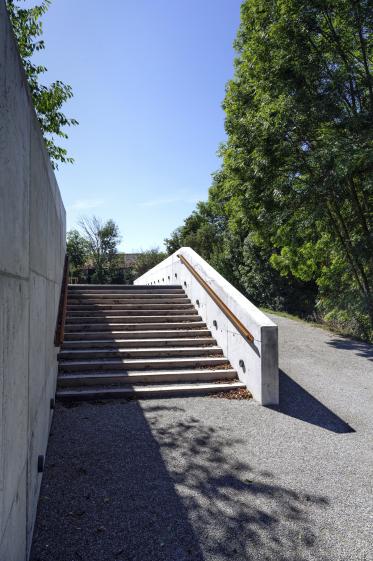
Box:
56 284 245 400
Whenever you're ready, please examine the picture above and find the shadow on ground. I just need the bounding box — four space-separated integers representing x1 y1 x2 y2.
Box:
325 337 373 362
268 370 355 434
30 400 329 561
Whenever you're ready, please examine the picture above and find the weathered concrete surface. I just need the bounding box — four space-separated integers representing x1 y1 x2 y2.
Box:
0 2 66 559
135 248 279 405
30 316 373 561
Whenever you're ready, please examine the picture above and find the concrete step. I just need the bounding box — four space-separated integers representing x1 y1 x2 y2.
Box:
65 314 202 324
64 321 208 332
67 302 192 310
68 284 182 289
58 368 237 386
67 296 190 304
59 346 223 361
62 337 216 349
66 306 196 316
56 381 245 401
58 356 230 372
68 291 185 297
68 287 183 295
64 328 212 340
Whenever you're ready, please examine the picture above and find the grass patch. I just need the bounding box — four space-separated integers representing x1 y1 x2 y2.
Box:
261 307 372 343
260 307 310 324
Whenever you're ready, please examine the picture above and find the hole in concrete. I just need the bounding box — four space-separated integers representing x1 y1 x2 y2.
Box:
37 455 44 473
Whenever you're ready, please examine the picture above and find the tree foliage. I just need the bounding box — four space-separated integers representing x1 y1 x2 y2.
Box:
66 230 89 280
166 0 373 341
78 216 121 283
7 0 77 167
133 248 167 278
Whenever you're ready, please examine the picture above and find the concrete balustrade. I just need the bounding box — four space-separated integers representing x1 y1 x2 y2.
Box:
135 248 279 405
0 2 66 559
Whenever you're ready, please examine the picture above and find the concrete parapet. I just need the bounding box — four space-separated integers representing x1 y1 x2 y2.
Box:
0 1 66 558
135 248 279 405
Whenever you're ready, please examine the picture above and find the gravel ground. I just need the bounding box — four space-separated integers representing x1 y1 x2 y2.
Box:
30 315 373 561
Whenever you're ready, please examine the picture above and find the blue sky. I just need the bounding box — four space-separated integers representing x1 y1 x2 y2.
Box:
32 0 242 251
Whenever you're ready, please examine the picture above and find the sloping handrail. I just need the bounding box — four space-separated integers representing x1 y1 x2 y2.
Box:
177 253 254 343
54 254 69 347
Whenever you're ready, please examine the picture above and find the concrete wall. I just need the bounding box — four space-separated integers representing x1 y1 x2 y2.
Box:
0 2 66 559
135 248 279 405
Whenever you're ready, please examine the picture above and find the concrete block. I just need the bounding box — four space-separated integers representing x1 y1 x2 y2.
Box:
261 324 279 404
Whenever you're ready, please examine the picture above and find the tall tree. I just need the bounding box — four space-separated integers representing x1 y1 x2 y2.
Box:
166 0 373 340
7 0 77 167
221 0 373 335
79 216 121 283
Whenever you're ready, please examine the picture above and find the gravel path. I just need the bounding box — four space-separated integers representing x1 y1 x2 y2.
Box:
30 315 373 561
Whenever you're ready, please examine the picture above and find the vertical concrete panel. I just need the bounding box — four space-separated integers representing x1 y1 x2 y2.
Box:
0 4 30 278
28 273 47 425
0 276 29 527
260 325 279 405
26 391 51 556
44 280 59 382
0 465 27 561
29 128 48 276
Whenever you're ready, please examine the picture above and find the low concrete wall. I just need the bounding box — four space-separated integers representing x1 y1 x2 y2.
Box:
135 248 279 405
0 3 66 560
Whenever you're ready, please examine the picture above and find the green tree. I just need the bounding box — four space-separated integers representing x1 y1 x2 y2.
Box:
79 216 121 283
220 0 373 337
7 0 77 167
66 230 89 281
166 0 373 340
133 248 167 278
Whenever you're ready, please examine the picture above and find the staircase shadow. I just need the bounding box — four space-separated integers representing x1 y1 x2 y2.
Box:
30 401 204 561
30 399 330 561
268 370 355 434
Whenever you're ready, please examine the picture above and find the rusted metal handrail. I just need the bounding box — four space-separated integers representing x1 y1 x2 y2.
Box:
177 253 254 343
54 254 69 347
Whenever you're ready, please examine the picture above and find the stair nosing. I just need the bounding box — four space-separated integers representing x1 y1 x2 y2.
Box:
59 356 229 365
59 368 237 378
56 381 245 398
